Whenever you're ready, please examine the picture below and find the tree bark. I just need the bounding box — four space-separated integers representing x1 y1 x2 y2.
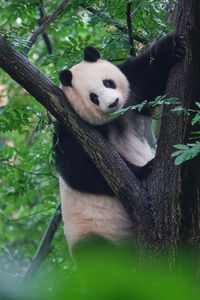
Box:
149 0 200 251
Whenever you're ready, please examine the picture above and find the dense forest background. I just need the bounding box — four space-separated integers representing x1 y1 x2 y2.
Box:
0 0 200 299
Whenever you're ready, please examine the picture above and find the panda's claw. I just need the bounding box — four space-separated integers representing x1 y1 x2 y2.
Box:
180 40 187 47
172 35 186 60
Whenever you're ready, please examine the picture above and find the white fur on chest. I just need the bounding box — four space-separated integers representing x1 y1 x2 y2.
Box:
59 177 132 249
108 115 155 167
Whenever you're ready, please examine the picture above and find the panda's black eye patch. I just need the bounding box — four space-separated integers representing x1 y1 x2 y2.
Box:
103 79 116 89
90 93 99 105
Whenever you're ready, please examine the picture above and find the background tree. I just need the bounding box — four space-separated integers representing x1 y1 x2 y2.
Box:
0 0 200 297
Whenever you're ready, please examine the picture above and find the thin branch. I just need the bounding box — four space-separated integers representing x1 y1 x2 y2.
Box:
24 0 69 55
1 162 57 179
117 25 146 44
20 204 62 285
41 31 54 54
39 0 54 54
38 0 46 19
165 0 176 23
0 206 56 222
126 1 136 56
131 2 141 17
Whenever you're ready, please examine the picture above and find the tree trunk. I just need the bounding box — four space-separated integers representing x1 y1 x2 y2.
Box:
148 0 200 253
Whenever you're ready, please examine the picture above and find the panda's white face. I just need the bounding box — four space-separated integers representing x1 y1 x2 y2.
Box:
61 59 129 125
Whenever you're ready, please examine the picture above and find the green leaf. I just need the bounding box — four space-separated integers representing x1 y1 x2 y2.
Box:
174 154 187 165
192 113 200 125
171 150 184 157
172 142 200 165
172 106 190 116
174 144 189 150
195 101 200 109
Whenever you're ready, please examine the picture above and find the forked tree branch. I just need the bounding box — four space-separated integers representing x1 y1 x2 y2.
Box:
24 0 69 55
0 34 152 241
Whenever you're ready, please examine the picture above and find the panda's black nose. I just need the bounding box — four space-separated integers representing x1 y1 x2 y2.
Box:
108 98 119 108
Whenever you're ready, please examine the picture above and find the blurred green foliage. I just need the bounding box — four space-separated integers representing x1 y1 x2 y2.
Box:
0 243 200 300
2 0 198 298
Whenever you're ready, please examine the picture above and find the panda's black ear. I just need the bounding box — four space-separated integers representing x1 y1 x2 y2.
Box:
84 46 100 62
59 69 72 86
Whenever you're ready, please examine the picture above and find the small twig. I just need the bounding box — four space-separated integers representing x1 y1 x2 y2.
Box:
126 1 136 56
116 25 146 43
165 0 176 23
1 162 57 179
0 206 56 222
41 31 54 54
131 2 141 17
39 0 54 54
24 0 69 55
20 203 62 286
38 0 46 19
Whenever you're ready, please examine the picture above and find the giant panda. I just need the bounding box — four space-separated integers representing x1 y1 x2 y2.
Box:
54 33 185 254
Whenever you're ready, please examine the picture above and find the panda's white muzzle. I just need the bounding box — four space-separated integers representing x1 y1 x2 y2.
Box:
99 89 123 112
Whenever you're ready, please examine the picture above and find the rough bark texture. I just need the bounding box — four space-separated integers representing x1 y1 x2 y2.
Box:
149 0 200 250
0 34 152 241
177 0 200 245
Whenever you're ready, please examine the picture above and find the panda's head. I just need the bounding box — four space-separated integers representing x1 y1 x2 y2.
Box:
59 46 129 125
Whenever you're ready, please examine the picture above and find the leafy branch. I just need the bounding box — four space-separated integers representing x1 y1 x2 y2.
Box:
111 95 180 118
112 96 200 166
0 206 56 222
172 142 200 165
24 0 69 55
0 162 57 179
81 4 147 44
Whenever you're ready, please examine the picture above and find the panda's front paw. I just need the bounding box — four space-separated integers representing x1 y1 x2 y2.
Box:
154 33 186 64
171 34 186 60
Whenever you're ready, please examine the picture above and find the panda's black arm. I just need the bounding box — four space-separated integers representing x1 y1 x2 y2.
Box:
118 34 186 101
53 122 115 196
54 122 151 195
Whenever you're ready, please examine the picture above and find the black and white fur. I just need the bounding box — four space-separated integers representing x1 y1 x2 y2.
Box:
54 34 185 252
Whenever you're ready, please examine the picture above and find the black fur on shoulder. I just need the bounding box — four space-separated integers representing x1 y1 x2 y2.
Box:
84 46 100 62
118 33 186 110
53 121 114 196
53 120 153 196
